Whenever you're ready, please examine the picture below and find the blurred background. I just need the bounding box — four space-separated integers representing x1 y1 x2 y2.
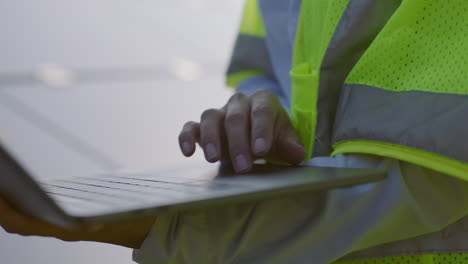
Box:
0 0 242 263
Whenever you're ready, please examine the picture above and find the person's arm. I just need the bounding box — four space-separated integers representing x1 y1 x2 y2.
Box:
178 0 302 174
235 76 290 110
226 0 289 109
133 156 468 264
0 197 156 249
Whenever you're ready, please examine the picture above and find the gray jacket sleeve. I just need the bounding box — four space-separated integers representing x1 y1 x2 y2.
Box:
133 154 468 264
235 75 290 110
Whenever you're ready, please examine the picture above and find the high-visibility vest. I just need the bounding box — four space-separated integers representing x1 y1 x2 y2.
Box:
226 0 468 263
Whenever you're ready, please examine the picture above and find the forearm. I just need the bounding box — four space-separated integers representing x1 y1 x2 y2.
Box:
74 216 157 249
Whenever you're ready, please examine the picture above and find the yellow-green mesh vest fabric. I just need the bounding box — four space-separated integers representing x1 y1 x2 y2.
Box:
289 0 349 160
289 0 468 263
346 0 467 94
226 0 271 87
332 0 468 181
336 253 468 264
238 0 265 37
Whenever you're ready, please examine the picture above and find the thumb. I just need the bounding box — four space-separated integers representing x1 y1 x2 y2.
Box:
276 129 306 164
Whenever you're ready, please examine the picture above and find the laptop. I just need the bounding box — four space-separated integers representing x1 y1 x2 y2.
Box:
0 142 386 229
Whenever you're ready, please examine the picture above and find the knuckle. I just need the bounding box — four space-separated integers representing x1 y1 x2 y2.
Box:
200 138 213 147
185 121 198 127
200 122 219 136
200 130 216 145
226 138 245 152
252 88 272 98
252 89 280 105
182 121 197 131
252 125 268 136
200 125 220 145
178 132 188 143
251 105 274 118
180 122 198 137
228 92 247 104
201 108 222 121
225 112 246 126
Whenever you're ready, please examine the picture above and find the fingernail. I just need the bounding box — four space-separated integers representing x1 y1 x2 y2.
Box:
205 143 217 160
182 141 191 154
235 154 249 172
254 138 266 153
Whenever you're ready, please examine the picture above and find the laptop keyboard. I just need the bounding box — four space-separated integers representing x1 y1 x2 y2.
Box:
39 169 249 215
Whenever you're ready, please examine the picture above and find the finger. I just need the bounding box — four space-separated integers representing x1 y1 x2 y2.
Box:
224 93 252 173
0 198 36 235
200 108 225 162
0 198 75 239
250 89 277 156
0 198 20 234
276 118 306 164
178 121 200 157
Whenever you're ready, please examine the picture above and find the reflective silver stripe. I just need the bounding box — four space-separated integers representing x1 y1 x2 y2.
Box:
333 84 468 163
258 0 298 92
313 0 402 156
226 34 274 78
342 214 468 260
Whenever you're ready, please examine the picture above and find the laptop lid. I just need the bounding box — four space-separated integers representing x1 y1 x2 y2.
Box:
0 141 74 227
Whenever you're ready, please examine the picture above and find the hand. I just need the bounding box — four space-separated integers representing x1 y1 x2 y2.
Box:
0 197 156 249
178 89 306 173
